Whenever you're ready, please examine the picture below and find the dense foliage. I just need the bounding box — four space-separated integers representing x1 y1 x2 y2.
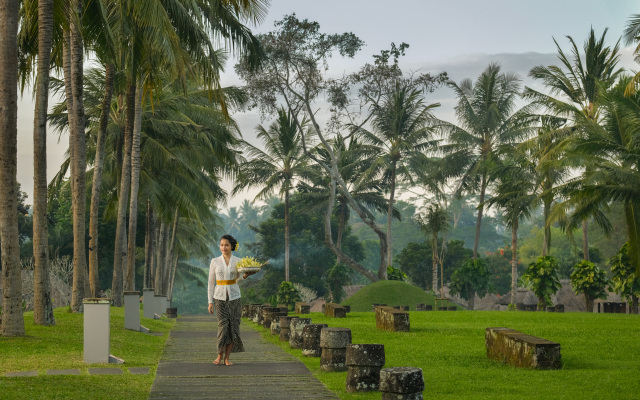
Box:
521 256 561 309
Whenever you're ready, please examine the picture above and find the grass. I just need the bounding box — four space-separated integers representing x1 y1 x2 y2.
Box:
341 280 460 311
250 310 640 399
0 306 174 400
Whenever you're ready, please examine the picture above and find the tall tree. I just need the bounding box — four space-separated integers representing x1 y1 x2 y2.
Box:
438 63 532 259
525 28 621 262
0 0 25 336
234 109 310 282
30 0 56 325
416 204 450 297
358 82 440 265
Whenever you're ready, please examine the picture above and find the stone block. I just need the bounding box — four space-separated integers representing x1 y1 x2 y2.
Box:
324 303 346 318
485 327 562 369
289 318 312 349
375 306 410 332
380 367 424 399
279 316 298 341
302 323 328 357
372 303 387 312
346 343 385 367
295 302 310 314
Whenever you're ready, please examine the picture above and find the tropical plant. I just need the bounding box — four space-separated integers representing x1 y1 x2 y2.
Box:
325 263 353 303
234 108 310 282
570 260 609 312
608 242 640 314
386 265 407 282
520 256 561 310
277 281 301 310
438 63 534 259
449 258 492 310
415 204 451 297
358 82 440 265
525 28 622 263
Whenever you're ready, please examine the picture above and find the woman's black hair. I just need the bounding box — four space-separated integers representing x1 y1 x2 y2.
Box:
220 234 238 251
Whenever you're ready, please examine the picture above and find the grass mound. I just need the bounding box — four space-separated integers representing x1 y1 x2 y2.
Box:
341 280 459 311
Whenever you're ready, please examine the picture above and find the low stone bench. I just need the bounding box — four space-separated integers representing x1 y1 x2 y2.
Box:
448 307 457 311
289 317 312 349
437 306 448 311
279 316 298 341
295 302 310 314
546 304 565 313
372 303 387 312
319 328 352 372
380 367 424 399
485 327 562 369
345 344 385 392
375 306 409 332
324 303 347 318
416 304 433 311
603 302 626 313
165 307 177 318
302 323 328 357
516 303 537 311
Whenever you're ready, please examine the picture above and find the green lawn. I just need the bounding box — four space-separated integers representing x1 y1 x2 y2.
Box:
251 310 640 399
0 306 174 400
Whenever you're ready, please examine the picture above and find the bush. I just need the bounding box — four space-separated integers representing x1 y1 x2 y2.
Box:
521 256 561 310
325 263 352 303
449 258 492 309
386 265 407 281
276 281 301 310
570 260 609 312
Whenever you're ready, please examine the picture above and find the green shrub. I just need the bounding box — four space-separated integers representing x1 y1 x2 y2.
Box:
521 256 561 310
386 265 407 281
570 260 609 312
277 281 301 309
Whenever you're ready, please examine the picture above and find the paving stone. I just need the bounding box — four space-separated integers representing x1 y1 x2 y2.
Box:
88 368 124 375
149 315 338 400
5 371 38 377
46 369 81 375
128 367 150 375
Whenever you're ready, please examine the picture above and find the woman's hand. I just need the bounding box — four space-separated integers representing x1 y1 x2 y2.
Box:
243 271 257 279
208 303 214 314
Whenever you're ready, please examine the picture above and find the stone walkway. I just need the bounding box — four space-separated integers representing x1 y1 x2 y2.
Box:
149 315 338 400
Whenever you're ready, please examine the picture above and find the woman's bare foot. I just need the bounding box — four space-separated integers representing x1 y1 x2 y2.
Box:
213 357 222 365
224 360 234 366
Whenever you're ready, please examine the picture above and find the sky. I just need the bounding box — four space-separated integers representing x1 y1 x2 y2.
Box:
14 0 640 211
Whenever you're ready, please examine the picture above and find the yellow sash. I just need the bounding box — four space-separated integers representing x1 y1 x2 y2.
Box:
216 279 237 285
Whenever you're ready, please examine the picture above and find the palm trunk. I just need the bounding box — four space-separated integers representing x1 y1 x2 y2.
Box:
125 87 143 291
284 189 290 282
0 0 25 336
32 0 55 325
69 0 87 312
165 209 179 294
155 221 166 295
582 220 589 261
631 295 638 315
432 234 438 292
168 254 178 303
541 191 552 257
111 81 136 305
336 201 346 250
511 221 518 307
386 163 397 267
473 174 488 259
88 63 115 297
162 223 171 294
144 201 154 289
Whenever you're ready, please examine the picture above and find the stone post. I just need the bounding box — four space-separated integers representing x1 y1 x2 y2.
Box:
154 294 165 317
83 298 111 363
123 291 141 331
143 289 155 319
380 367 425 400
279 316 298 341
289 318 312 349
302 323 328 357
345 344 385 392
319 327 352 371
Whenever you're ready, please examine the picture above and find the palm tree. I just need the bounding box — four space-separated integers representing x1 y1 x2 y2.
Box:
30 0 56 325
524 28 622 262
415 204 450 297
0 0 25 336
234 108 310 282
297 133 396 282
485 154 538 306
438 63 533 259
359 82 440 266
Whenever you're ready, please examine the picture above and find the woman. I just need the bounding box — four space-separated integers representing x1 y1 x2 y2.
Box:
207 234 255 366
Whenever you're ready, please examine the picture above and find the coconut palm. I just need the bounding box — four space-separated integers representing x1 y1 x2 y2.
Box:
358 82 440 266
415 204 450 296
438 63 534 259
1 0 24 336
233 108 310 282
524 28 622 262
297 134 397 282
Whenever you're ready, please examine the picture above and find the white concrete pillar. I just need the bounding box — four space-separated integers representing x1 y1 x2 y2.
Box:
83 298 111 363
143 289 155 319
124 291 141 331
154 294 165 316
